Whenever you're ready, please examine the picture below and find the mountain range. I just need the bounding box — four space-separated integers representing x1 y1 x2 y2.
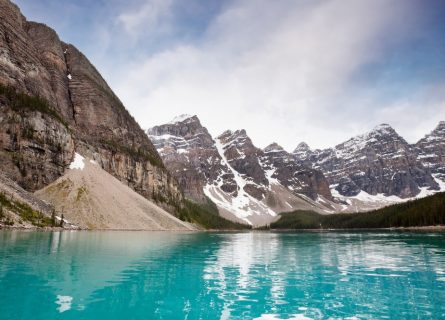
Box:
0 0 443 229
148 115 445 225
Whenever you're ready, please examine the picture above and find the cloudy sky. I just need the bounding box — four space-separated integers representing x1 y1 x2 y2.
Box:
15 0 445 150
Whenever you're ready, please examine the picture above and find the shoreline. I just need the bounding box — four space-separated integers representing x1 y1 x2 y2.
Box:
266 225 445 232
1 225 445 232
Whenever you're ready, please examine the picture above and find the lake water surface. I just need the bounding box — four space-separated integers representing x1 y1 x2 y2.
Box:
0 231 444 319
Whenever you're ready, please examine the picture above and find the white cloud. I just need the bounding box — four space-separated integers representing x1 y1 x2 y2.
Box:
110 0 442 150
117 0 173 38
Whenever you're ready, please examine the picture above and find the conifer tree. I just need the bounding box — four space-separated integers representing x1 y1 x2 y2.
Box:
51 209 56 227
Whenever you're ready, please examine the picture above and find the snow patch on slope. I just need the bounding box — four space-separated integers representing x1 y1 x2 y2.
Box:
259 158 280 190
433 174 445 191
69 153 85 170
330 185 405 204
331 175 445 212
334 124 397 159
169 114 193 124
204 138 277 225
353 191 404 203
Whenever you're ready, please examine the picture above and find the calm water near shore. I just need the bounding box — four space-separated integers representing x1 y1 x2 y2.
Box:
0 230 444 319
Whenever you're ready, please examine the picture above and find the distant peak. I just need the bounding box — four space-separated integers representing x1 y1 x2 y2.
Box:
365 123 398 138
372 123 393 131
219 129 233 137
337 123 403 151
264 142 284 153
295 142 310 151
431 121 445 134
220 129 247 137
168 114 196 124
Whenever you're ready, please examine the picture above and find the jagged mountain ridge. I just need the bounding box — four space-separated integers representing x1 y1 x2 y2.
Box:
0 0 182 210
260 142 332 201
293 123 442 199
148 115 337 225
149 117 445 224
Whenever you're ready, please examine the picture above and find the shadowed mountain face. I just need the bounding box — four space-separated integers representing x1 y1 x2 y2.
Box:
293 124 440 198
0 0 181 206
148 115 335 225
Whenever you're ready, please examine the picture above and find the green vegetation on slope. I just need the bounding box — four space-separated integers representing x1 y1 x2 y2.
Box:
271 192 445 229
269 210 323 229
177 197 251 230
0 192 54 227
0 83 68 128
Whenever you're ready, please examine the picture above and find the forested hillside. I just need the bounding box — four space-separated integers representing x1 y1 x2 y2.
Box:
271 192 445 229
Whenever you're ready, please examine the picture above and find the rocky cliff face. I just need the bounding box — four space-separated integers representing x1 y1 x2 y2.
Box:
261 143 332 201
148 115 335 225
415 121 445 182
294 124 439 199
0 0 181 206
217 129 270 200
148 115 237 203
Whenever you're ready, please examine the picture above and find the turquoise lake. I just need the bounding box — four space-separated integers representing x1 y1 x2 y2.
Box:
0 231 444 319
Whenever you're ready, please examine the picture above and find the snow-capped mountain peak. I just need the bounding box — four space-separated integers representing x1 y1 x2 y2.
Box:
415 120 445 182
148 116 445 225
168 114 196 124
420 121 445 142
293 142 313 160
294 142 311 152
294 123 439 199
372 123 393 132
263 143 285 153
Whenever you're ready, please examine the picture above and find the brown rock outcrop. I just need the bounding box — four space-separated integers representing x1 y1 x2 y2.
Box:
0 0 181 207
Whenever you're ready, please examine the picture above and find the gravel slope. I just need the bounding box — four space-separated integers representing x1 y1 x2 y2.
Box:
36 155 195 231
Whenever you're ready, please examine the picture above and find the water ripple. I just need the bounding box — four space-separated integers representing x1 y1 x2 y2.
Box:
0 231 444 319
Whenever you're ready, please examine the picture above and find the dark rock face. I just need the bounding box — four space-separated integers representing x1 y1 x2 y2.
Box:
0 99 74 190
261 143 332 200
415 121 445 182
0 0 181 204
294 124 438 198
293 142 311 160
148 116 237 202
217 130 269 200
